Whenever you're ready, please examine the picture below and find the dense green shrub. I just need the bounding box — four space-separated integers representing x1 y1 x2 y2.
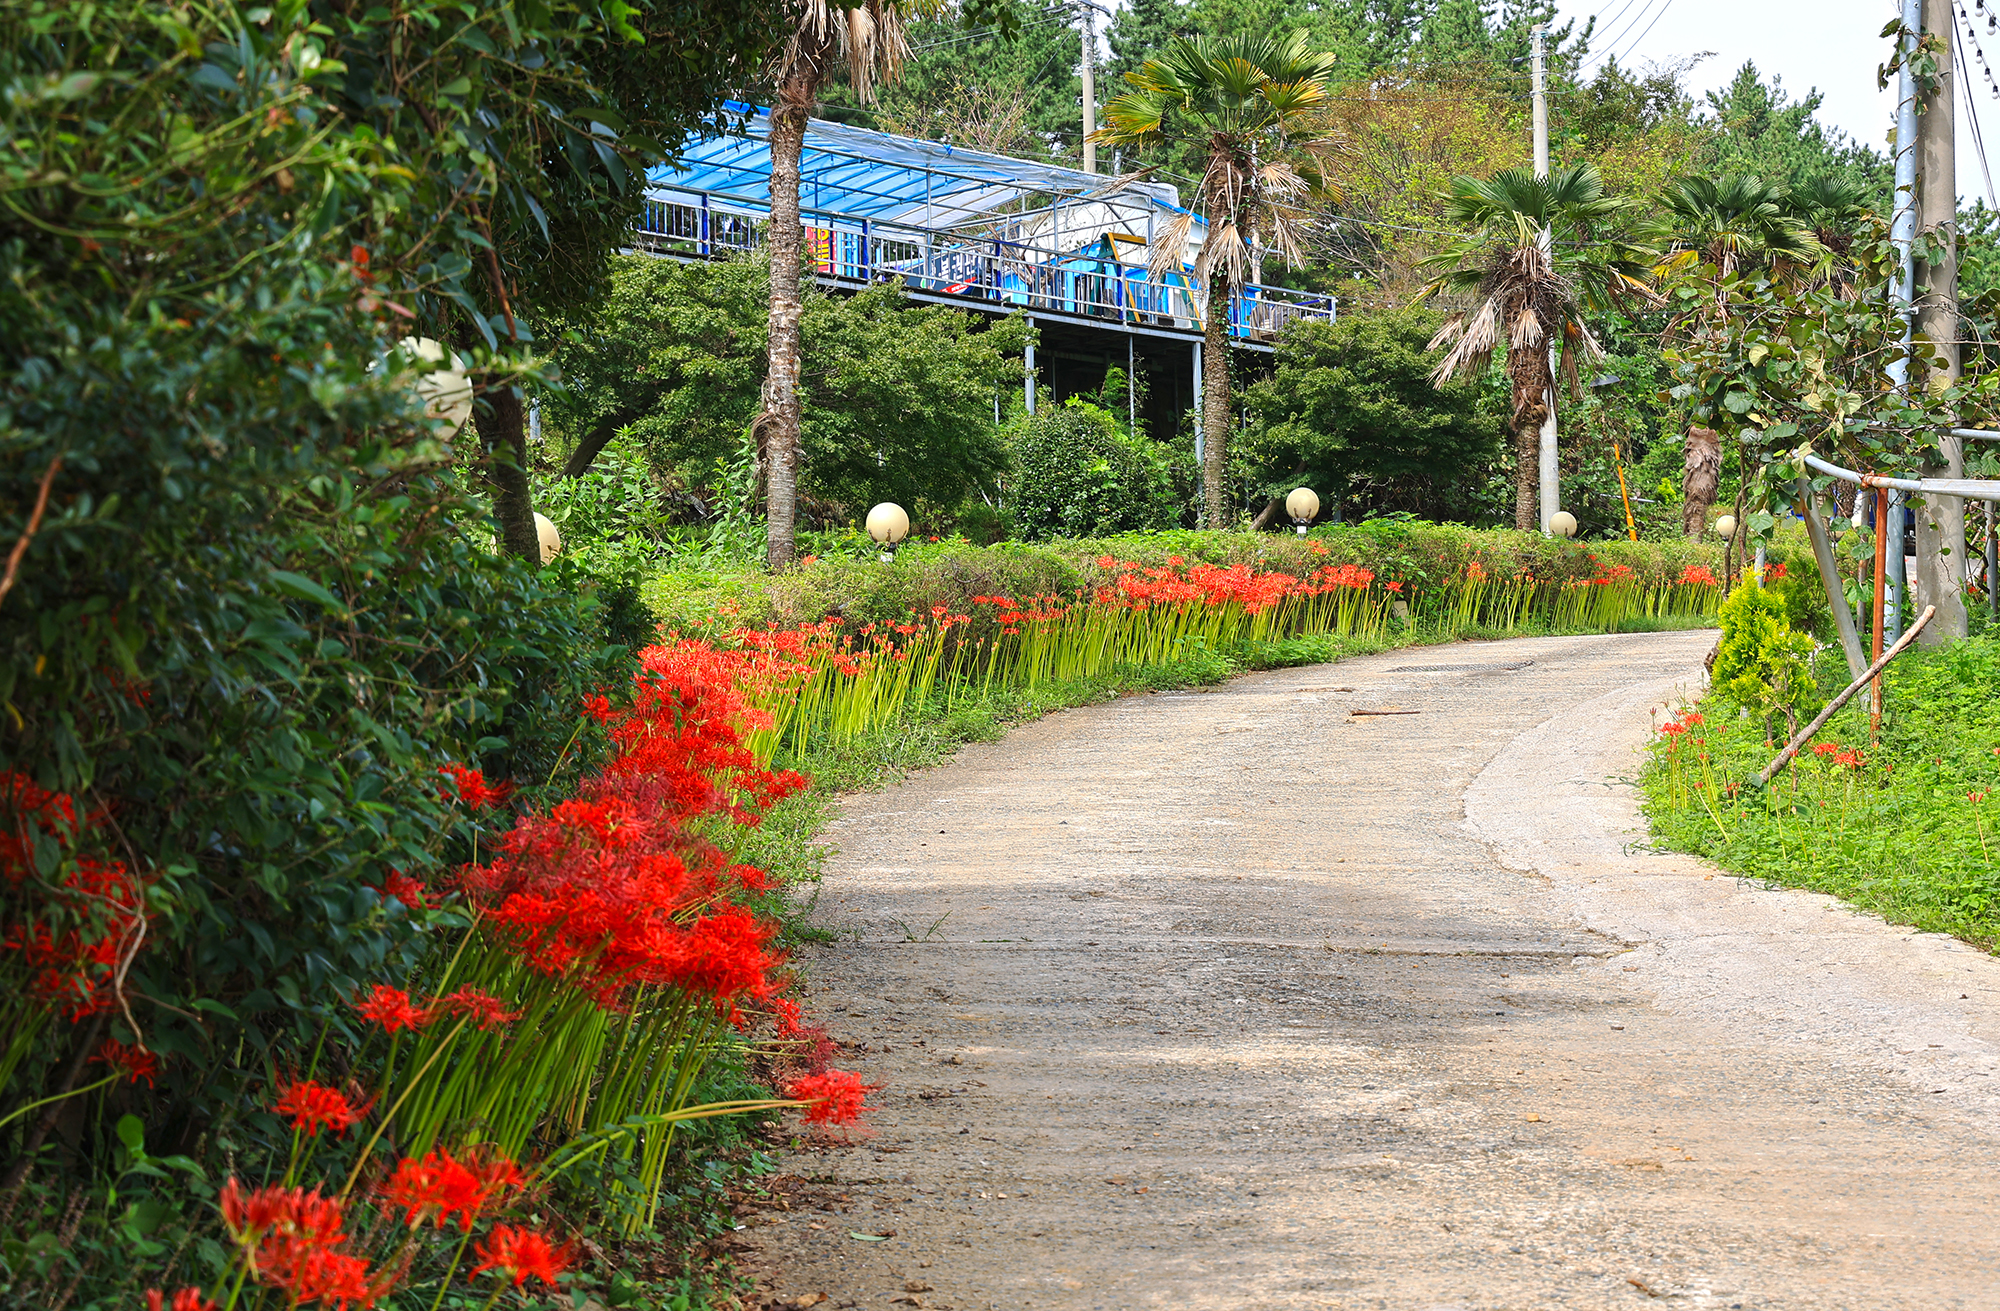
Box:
1244 308 1505 522
543 256 1026 517
1643 635 2000 948
1711 578 1817 726
1008 399 1181 540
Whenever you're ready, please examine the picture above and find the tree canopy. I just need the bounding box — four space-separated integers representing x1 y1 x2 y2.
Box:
544 258 1026 519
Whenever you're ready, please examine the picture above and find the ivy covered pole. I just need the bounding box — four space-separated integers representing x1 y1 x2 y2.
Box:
1887 0 1922 640
1917 0 1970 642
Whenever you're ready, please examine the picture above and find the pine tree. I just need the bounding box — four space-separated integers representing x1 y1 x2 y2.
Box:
1107 0 1194 87
1700 62 1890 201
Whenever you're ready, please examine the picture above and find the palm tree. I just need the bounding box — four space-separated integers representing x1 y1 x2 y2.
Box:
1093 32 1344 529
1650 173 1826 537
1417 163 1653 532
759 0 938 570
1653 173 1820 310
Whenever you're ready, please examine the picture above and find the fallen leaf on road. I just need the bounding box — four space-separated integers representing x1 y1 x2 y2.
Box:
903 1282 934 1293
1523 1113 1541 1122
775 1295 826 1310
1628 1277 1662 1297
850 1231 895 1241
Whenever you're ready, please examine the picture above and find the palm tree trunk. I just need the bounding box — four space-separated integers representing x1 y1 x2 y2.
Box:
1512 417 1538 532
761 81 814 571
1202 271 1232 529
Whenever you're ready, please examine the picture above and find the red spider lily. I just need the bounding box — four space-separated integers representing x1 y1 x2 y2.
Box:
219 1180 384 1308
582 693 614 723
452 640 806 1012
272 1081 371 1137
434 985 521 1029
1658 721 1687 737
473 1225 571 1287
145 1289 218 1311
439 764 512 810
1 773 151 1022
354 985 433 1034
1811 742 1843 758
377 1147 523 1231
1678 565 1720 586
374 869 431 909
786 1069 876 1125
220 1180 346 1245
91 1037 158 1086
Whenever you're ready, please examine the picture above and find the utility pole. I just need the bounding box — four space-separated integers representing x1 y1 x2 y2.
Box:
1887 0 1921 641
1080 5 1098 174
1531 22 1558 534
1917 0 1970 641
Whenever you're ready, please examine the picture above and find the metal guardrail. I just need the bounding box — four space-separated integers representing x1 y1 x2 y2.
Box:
632 196 1335 342
1798 451 2000 504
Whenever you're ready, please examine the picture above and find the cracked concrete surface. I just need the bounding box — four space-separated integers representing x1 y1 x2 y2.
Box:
739 631 2000 1310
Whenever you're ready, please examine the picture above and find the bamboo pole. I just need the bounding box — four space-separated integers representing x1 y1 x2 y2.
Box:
1758 605 1935 786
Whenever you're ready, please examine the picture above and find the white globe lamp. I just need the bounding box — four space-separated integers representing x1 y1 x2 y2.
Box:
1285 487 1320 535
866 502 910 561
393 336 473 434
534 512 562 564
1548 510 1578 539
1715 513 1737 540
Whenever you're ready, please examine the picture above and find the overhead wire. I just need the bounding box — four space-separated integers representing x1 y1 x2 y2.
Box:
1611 0 1678 67
1956 1 2000 206
1580 0 1668 70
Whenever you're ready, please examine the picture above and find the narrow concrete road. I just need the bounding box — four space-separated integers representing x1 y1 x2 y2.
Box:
740 632 2000 1311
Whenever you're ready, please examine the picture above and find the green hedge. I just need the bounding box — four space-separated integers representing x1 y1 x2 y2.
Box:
640 523 1736 635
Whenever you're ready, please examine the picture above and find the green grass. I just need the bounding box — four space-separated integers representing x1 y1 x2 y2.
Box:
1640 634 2000 950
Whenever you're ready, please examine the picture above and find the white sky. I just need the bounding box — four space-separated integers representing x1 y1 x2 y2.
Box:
1553 0 2000 202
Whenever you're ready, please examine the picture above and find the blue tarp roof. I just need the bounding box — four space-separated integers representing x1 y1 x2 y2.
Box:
649 103 1187 229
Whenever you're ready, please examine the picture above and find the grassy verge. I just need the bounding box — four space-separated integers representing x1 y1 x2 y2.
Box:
1639 634 2000 950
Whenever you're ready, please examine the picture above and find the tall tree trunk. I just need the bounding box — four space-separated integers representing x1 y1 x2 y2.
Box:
1682 426 1721 539
1512 417 1537 532
1201 271 1232 529
473 380 541 563
1506 339 1549 532
761 82 813 572
1916 0 1968 642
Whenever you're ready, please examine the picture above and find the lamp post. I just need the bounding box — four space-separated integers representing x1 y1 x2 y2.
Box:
1285 487 1319 536
866 502 910 562
1548 510 1578 539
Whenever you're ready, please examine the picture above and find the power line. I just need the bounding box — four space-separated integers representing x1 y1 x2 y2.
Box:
1611 0 1678 67
1580 0 1668 70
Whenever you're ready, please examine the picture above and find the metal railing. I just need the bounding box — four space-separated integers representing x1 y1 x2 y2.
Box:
633 195 1335 341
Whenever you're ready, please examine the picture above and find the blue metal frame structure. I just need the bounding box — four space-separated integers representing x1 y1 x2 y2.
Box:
637 104 1335 343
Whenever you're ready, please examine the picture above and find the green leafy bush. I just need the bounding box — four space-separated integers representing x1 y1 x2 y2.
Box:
1008 399 1180 540
1712 576 1818 727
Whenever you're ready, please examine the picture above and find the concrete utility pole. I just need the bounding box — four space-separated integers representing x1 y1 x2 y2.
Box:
1530 22 1558 534
1080 6 1097 174
1887 0 1921 640
1917 0 1970 641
